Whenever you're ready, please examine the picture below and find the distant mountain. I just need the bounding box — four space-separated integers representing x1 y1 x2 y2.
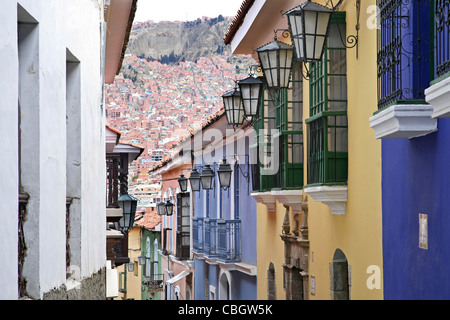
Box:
125 16 254 68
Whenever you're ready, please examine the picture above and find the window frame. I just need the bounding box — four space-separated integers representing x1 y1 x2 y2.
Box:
305 12 349 187
251 61 304 192
176 192 191 259
376 0 432 110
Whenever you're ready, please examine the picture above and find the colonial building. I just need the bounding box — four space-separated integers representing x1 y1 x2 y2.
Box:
0 0 136 299
373 0 450 299
149 149 194 300
225 0 383 299
189 112 258 300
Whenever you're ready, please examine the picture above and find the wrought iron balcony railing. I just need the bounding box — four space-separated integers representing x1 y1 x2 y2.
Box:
192 217 204 253
217 220 241 263
193 217 241 263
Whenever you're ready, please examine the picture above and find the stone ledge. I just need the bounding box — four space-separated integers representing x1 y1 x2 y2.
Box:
425 76 450 118
369 104 437 139
251 191 276 212
271 189 303 214
304 185 348 215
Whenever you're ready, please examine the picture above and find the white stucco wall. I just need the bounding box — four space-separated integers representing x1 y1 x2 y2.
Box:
0 0 20 301
0 0 106 299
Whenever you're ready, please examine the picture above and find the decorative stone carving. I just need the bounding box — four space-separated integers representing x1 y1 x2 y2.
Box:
282 204 290 235
280 195 309 300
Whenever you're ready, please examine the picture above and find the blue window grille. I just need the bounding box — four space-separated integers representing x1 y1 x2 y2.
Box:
435 0 450 79
377 0 432 109
204 218 218 257
217 220 241 262
192 217 204 252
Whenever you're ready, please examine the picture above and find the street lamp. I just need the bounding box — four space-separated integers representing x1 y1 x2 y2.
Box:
200 164 215 190
138 255 146 266
217 158 232 189
222 85 245 126
164 200 174 216
256 33 294 90
117 193 139 233
157 200 166 216
285 0 334 62
178 174 188 192
189 168 201 192
238 75 263 118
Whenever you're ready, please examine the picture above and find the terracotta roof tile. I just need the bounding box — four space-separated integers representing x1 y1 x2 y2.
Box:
135 210 162 230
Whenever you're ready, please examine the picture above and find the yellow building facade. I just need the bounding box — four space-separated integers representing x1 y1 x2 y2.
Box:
116 227 144 300
226 0 382 300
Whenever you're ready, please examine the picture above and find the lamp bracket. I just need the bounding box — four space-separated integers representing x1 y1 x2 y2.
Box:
328 0 360 58
248 65 262 78
273 29 290 41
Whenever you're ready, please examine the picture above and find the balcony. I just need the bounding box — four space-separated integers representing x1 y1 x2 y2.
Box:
193 218 241 263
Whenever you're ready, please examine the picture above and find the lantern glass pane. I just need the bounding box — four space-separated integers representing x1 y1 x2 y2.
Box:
289 13 304 60
178 176 188 192
280 49 293 88
165 202 173 216
249 84 260 115
129 206 136 228
233 96 244 124
269 50 278 87
259 51 274 88
218 171 232 188
240 84 250 100
317 12 330 36
200 176 213 190
315 37 326 60
306 34 315 61
190 178 201 191
118 217 125 230
304 10 317 35
157 203 165 215
252 85 260 114
122 211 131 230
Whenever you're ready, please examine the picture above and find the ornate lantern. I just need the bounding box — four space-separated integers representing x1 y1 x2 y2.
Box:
217 158 232 189
285 0 334 62
238 75 263 118
200 164 215 190
222 86 245 126
189 168 201 192
117 193 139 233
256 36 294 89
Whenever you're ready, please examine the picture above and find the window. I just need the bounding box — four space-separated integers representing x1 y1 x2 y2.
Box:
176 192 190 259
145 237 151 278
251 61 304 191
306 13 348 186
330 249 350 300
251 84 276 192
275 61 304 189
435 0 450 79
377 0 432 109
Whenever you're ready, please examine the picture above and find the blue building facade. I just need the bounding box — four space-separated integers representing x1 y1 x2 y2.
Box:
376 0 450 299
191 116 257 300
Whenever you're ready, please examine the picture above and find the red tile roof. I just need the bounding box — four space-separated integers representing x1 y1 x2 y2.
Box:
135 210 161 230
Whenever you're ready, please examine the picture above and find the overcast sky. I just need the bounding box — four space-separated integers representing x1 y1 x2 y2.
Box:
134 0 244 22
